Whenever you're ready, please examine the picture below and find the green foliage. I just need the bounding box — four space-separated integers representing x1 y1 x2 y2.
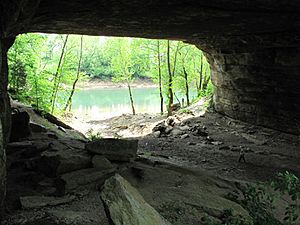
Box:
271 171 300 224
86 128 103 141
227 171 300 225
8 34 212 115
238 183 280 225
201 172 300 225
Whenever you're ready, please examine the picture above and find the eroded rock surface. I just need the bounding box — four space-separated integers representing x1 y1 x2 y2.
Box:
101 174 171 225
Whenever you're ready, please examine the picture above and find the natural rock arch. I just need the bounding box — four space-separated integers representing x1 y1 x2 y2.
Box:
1 0 300 214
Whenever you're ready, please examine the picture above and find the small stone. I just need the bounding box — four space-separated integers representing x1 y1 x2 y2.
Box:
179 125 190 131
170 128 184 136
211 141 223 146
181 134 189 139
152 122 166 132
194 128 208 137
153 131 161 138
166 117 176 126
165 126 173 134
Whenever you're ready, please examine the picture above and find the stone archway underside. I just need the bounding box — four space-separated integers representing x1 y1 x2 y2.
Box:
1 0 300 212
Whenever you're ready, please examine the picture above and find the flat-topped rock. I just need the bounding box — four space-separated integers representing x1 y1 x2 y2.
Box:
86 138 138 162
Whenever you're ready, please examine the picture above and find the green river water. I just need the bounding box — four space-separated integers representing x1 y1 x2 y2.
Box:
72 87 196 119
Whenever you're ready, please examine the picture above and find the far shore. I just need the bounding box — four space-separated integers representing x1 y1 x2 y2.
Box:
77 78 157 90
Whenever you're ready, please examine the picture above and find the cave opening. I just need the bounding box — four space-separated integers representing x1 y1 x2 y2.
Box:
7 33 213 138
1 1 300 224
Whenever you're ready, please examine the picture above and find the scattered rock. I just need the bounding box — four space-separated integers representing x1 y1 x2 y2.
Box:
92 155 114 170
165 126 173 134
166 117 176 126
152 122 166 133
170 128 184 137
30 122 47 133
101 174 171 225
194 128 208 137
20 195 76 209
181 134 189 139
153 131 161 138
211 141 223 146
179 125 190 131
86 138 138 162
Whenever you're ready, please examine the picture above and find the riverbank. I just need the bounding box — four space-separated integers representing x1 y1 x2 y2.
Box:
77 77 157 90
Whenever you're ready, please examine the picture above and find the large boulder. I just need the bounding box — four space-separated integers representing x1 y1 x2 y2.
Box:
37 145 92 177
54 168 115 195
86 138 138 162
101 174 171 225
10 110 31 142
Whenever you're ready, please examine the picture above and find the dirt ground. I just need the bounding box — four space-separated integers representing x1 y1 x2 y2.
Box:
77 101 300 183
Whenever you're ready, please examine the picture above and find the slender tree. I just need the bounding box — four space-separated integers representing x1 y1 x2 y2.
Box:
183 66 190 106
167 40 174 116
110 38 136 115
64 35 83 111
167 41 181 116
157 40 164 114
197 53 203 96
50 34 69 114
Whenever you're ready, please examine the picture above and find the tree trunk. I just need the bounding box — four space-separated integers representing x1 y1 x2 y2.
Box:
0 36 15 215
64 35 83 112
157 40 164 114
50 34 69 114
167 40 173 116
198 53 203 96
183 66 190 106
127 83 136 115
202 67 210 91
